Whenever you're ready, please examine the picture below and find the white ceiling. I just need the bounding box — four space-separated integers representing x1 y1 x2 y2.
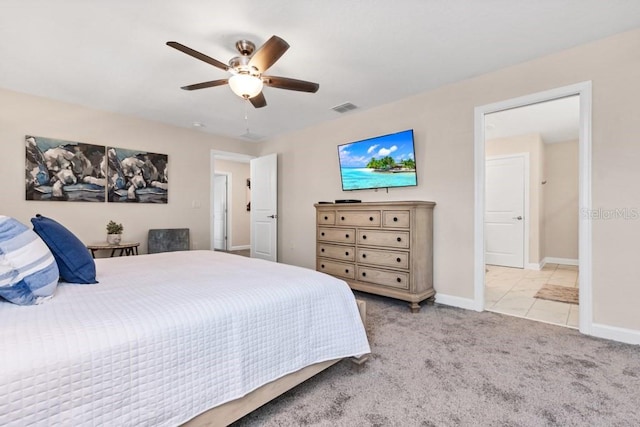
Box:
1 1 639 142
485 95 580 144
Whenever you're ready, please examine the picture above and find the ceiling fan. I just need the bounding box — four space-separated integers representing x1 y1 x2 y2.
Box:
167 35 319 108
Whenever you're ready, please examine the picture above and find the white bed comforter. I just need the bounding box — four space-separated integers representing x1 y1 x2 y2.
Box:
0 251 370 426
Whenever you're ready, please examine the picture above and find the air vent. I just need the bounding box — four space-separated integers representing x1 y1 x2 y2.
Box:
331 102 358 113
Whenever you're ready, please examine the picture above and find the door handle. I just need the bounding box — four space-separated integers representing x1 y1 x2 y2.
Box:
512 216 523 220
268 214 278 219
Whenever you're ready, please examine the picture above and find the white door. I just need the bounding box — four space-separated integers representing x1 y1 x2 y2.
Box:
213 174 227 250
485 155 525 268
250 153 278 261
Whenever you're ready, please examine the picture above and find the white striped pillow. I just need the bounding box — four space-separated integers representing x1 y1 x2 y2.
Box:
0 216 59 305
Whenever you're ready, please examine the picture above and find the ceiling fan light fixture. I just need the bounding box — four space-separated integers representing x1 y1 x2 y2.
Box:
229 74 263 99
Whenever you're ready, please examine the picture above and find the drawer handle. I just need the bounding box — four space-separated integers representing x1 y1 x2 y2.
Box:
345 269 349 273
345 251 349 256
369 216 374 221
362 253 367 259
321 232 325 236
321 264 325 269
362 235 367 240
321 248 325 252
345 234 350 238
397 237 402 242
362 272 367 277
393 217 398 222
324 216 328 220
396 277 402 283
341 216 345 221
396 257 401 263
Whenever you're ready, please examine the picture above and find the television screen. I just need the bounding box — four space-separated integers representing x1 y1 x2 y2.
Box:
338 129 417 191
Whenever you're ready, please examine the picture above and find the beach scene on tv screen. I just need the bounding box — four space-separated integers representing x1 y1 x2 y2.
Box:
339 130 417 190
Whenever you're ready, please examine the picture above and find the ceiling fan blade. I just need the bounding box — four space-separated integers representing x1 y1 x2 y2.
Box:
262 75 319 93
249 35 289 72
167 41 229 71
180 79 228 91
250 92 267 108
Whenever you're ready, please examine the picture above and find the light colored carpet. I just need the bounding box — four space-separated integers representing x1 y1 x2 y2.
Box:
535 284 579 304
233 293 639 426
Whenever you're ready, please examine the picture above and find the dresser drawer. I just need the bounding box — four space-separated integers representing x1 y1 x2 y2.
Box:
357 248 409 269
357 266 409 290
357 229 410 249
318 259 356 280
318 243 355 262
318 227 356 244
336 210 381 227
317 211 336 225
383 210 410 228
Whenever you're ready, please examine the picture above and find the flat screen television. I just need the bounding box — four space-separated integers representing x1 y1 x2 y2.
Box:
338 129 417 191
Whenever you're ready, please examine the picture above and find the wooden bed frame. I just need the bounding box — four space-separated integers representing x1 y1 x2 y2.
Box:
183 299 368 426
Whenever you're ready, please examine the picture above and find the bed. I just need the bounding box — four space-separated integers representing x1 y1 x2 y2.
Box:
0 250 370 426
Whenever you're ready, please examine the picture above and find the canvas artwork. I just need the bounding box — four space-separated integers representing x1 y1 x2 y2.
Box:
25 135 106 202
107 147 168 203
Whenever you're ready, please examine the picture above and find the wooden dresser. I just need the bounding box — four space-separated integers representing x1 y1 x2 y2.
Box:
315 201 435 312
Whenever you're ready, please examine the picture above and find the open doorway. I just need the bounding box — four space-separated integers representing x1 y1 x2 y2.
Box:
474 82 593 336
210 151 279 260
211 151 253 257
212 173 229 251
483 96 580 328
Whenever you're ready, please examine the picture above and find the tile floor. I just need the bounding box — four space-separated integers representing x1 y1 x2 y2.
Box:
485 263 579 329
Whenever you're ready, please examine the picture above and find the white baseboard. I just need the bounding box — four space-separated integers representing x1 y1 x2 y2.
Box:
590 323 640 345
524 257 578 270
435 293 481 312
230 245 250 251
437 295 640 346
526 262 542 271
543 257 579 266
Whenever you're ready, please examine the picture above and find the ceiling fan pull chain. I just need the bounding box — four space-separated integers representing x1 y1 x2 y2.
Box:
244 102 250 134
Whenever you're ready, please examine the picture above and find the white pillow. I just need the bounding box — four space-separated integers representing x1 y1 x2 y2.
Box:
0 216 59 305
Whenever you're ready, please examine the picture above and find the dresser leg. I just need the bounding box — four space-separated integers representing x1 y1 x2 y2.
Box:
409 301 421 313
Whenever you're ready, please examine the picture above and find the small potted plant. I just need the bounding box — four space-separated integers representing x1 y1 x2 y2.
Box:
106 220 123 245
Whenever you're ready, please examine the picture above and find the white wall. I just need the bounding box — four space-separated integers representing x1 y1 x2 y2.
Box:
0 88 258 254
259 29 640 332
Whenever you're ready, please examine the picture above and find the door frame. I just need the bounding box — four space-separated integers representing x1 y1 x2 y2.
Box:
210 150 255 251
213 172 230 251
473 81 593 336
485 153 530 270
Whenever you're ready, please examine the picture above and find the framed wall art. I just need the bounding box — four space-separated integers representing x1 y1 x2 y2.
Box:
107 147 168 203
25 135 106 202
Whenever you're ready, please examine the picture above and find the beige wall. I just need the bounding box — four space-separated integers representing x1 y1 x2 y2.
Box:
0 88 258 254
214 159 251 248
259 29 640 331
544 140 579 260
486 133 545 265
3 29 639 333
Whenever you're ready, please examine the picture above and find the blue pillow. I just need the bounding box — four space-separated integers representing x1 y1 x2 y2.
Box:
0 216 59 305
31 214 97 284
